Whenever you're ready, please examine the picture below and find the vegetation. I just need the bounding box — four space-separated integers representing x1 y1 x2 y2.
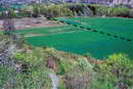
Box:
91 54 133 89
0 32 133 89
89 4 130 17
20 17 132 59
0 3 133 89
0 4 133 19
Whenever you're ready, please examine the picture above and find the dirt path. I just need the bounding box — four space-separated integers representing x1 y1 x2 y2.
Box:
49 73 60 89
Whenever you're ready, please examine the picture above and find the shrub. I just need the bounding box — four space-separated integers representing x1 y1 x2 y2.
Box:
89 4 130 17
66 4 94 16
91 54 133 89
12 47 53 89
129 9 133 17
111 7 130 17
90 5 110 16
13 67 52 89
32 4 42 17
43 5 73 19
64 58 93 89
20 5 35 17
0 66 15 88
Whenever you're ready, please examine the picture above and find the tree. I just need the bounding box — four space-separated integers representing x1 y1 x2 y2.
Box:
3 11 15 35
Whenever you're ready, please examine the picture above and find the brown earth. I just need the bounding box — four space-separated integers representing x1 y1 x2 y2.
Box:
0 17 62 30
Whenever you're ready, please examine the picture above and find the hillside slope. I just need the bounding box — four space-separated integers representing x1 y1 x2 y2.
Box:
0 34 133 89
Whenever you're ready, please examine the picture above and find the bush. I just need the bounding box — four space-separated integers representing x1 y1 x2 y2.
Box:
89 5 109 16
12 47 53 89
13 67 52 89
0 66 15 88
64 58 93 89
20 5 34 17
111 7 130 17
91 54 133 89
129 9 133 17
66 4 94 16
43 5 73 19
90 4 130 17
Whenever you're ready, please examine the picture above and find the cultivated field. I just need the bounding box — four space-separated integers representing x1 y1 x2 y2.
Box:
14 17 133 59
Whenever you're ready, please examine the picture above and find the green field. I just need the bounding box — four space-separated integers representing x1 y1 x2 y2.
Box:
57 17 133 40
15 17 133 59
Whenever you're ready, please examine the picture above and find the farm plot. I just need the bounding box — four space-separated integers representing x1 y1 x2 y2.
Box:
14 25 81 37
15 17 133 59
68 17 133 40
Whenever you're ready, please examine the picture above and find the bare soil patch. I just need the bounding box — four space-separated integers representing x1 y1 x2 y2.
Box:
0 17 62 30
